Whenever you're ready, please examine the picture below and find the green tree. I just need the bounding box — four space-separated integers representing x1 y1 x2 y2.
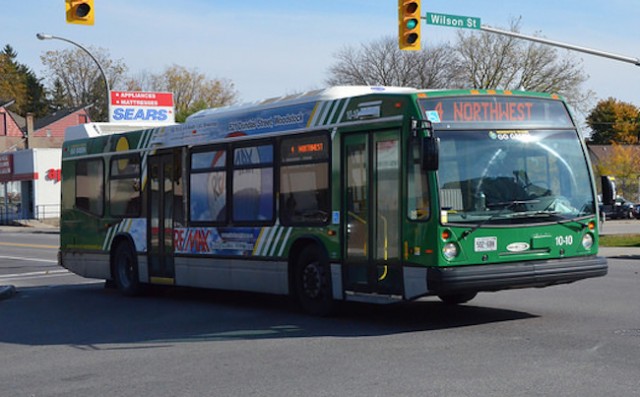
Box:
0 45 28 113
49 78 68 111
1 45 49 117
595 143 640 199
586 97 640 144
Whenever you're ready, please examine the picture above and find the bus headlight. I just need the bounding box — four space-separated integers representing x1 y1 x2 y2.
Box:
582 233 594 250
442 243 458 260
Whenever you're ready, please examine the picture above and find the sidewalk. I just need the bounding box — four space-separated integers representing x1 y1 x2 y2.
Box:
0 219 59 234
598 246 640 259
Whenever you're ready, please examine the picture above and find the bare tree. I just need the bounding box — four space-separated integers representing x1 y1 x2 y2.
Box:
326 37 455 89
451 19 593 112
40 47 127 121
326 20 592 113
125 65 238 122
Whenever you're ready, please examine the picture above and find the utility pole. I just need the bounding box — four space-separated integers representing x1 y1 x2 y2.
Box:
25 113 34 149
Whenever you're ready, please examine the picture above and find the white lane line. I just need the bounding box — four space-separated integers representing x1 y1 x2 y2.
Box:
0 269 69 280
0 255 57 263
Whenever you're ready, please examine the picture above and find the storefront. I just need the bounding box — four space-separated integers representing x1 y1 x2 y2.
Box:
0 149 61 224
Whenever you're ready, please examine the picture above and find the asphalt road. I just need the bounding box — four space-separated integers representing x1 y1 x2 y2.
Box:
599 218 640 235
0 225 639 396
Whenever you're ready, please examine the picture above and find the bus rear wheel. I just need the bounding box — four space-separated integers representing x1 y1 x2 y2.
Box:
113 242 143 296
295 245 334 316
437 292 477 305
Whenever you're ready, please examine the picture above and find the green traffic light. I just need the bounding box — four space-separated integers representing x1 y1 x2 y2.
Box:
406 18 418 29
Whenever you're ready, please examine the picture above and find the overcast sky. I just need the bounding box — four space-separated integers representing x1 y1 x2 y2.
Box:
3 0 639 108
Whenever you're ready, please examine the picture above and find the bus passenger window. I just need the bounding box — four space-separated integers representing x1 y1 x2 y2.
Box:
76 158 104 216
279 133 330 226
232 144 274 223
109 154 141 217
189 148 227 223
280 163 329 225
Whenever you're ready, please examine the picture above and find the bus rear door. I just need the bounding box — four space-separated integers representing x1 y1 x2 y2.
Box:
147 149 184 284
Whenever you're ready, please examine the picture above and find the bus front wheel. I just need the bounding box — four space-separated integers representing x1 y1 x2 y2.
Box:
294 245 334 316
113 242 143 296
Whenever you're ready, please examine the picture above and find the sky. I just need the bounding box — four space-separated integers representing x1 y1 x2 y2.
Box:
3 0 640 112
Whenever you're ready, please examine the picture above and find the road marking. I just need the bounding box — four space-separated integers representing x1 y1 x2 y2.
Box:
0 242 58 249
0 255 57 263
0 269 69 281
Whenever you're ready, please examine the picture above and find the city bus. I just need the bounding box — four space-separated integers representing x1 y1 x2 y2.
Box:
58 86 608 315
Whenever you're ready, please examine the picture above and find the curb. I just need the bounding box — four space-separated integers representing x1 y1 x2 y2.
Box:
0 285 17 301
0 227 59 234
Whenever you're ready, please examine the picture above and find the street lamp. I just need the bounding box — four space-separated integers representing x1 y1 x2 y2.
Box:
36 33 110 119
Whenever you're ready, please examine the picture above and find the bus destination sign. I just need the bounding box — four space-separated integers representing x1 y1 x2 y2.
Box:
281 134 329 163
419 97 574 127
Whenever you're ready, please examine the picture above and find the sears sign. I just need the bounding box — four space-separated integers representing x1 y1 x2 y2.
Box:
109 91 175 124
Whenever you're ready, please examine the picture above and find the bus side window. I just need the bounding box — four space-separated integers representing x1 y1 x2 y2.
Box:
189 147 227 223
232 143 274 223
280 163 329 225
279 133 330 226
109 154 141 218
76 158 104 216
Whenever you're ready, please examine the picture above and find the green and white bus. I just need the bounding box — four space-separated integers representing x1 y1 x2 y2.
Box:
59 86 607 315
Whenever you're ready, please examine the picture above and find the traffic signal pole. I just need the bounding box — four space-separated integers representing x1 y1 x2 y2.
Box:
480 24 640 67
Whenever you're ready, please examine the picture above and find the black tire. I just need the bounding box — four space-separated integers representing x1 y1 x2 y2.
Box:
113 242 143 296
437 292 477 305
294 245 334 316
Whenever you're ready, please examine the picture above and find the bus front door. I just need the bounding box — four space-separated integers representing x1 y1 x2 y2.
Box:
343 131 402 296
147 150 183 284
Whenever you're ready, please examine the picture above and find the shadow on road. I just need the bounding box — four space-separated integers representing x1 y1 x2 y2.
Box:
0 284 536 347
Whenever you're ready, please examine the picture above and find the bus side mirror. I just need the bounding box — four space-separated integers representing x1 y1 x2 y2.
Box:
421 136 439 171
601 175 616 205
411 118 439 171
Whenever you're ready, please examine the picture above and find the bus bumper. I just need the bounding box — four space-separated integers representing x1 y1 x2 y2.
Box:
426 255 608 294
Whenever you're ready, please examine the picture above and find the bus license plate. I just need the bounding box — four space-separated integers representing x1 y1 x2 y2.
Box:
474 237 497 252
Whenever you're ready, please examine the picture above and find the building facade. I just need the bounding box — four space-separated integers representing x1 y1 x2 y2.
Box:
1 149 61 223
1 101 91 224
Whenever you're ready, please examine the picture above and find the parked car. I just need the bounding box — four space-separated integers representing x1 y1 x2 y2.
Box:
601 197 636 220
633 203 640 220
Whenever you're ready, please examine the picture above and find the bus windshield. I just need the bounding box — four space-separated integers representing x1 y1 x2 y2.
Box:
436 129 596 225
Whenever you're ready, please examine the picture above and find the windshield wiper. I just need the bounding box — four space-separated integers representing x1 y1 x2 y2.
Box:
459 199 540 240
506 210 561 218
509 209 591 230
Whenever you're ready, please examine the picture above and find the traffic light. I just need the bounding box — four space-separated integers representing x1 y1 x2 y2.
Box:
398 0 421 51
66 0 94 25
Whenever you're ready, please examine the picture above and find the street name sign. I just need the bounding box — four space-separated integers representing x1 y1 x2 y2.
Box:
425 12 480 30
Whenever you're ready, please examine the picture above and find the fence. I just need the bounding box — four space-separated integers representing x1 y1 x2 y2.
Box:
0 203 60 224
